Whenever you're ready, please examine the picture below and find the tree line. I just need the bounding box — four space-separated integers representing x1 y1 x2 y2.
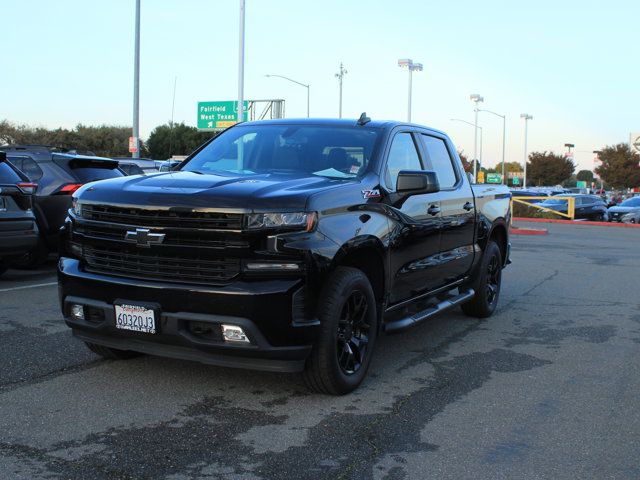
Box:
0 120 214 160
460 144 640 189
1 120 639 188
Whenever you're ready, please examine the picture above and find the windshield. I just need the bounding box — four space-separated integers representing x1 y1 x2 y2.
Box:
182 124 381 179
620 197 640 207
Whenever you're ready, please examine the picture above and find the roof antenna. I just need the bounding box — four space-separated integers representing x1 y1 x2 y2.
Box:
357 112 371 126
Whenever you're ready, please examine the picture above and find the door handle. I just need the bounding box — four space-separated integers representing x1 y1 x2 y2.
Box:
428 204 440 216
463 202 474 211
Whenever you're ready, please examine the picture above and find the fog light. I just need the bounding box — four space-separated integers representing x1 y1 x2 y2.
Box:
221 324 250 343
245 262 300 271
70 304 85 320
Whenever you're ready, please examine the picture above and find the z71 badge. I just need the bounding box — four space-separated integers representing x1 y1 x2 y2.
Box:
362 189 381 199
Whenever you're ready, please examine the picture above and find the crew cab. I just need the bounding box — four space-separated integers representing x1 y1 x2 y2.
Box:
58 117 511 394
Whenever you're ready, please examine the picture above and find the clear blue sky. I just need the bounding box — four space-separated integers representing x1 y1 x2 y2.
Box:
2 0 638 171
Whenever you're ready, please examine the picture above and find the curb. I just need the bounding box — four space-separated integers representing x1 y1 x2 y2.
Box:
513 217 640 228
510 226 548 235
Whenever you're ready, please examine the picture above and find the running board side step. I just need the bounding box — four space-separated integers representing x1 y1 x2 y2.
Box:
383 289 475 334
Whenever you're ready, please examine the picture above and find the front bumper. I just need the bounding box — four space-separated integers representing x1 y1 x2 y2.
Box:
58 258 317 373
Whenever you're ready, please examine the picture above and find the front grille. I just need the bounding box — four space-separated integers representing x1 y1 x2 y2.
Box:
74 223 249 250
82 204 243 230
83 246 241 285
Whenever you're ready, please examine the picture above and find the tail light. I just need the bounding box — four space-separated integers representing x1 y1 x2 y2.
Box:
16 182 38 194
56 183 83 195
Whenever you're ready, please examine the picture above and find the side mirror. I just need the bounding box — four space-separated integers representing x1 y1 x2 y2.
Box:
467 171 475 184
396 170 440 195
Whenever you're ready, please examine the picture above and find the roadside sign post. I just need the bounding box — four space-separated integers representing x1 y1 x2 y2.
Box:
197 101 249 131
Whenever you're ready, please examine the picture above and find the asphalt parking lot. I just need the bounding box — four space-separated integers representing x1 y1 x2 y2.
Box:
1 222 639 479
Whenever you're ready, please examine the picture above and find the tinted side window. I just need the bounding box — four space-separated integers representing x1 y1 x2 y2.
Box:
21 158 44 181
421 135 457 188
385 133 422 190
0 162 22 183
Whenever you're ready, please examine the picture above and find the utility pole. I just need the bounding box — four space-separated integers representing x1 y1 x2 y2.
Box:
521 113 533 188
132 0 141 158
237 0 246 124
335 63 347 118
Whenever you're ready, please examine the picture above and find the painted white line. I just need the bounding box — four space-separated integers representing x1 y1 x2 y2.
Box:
0 281 58 293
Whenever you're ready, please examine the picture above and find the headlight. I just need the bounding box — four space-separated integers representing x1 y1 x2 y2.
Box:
72 198 83 217
246 212 316 231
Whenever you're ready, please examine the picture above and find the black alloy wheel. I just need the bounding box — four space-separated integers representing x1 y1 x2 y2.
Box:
336 290 371 375
304 266 378 395
485 253 501 307
461 240 502 318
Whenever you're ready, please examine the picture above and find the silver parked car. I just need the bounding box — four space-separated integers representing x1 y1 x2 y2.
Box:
607 197 640 223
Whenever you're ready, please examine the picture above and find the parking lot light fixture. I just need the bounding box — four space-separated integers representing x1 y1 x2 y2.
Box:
478 109 506 184
265 74 310 117
520 113 533 188
470 94 484 181
398 59 423 122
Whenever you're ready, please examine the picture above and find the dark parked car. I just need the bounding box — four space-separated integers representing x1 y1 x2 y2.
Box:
0 152 39 275
59 117 511 394
0 145 125 266
539 194 608 221
608 197 640 223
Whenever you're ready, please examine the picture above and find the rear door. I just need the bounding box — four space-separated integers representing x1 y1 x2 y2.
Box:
417 132 476 283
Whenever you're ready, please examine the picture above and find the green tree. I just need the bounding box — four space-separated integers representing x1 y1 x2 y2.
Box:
576 170 594 183
594 143 640 189
0 120 135 157
146 123 214 160
526 151 574 186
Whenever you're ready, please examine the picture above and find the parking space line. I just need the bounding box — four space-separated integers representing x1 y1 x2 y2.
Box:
0 282 58 293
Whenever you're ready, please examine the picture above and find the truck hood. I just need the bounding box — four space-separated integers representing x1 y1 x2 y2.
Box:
75 171 356 211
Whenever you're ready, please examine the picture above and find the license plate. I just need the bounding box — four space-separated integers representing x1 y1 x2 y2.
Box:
114 304 156 334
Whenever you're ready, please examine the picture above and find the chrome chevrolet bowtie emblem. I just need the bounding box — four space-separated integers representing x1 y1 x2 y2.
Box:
125 228 165 248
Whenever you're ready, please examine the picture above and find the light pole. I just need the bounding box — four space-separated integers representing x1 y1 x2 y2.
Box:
132 0 141 158
478 109 506 184
265 74 310 117
335 63 347 118
237 0 246 123
451 118 483 177
469 94 484 181
398 59 423 122
520 113 533 188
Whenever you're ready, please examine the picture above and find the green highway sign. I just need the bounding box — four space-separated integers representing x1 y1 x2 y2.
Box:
576 180 587 188
197 101 249 131
512 177 520 186
486 173 502 184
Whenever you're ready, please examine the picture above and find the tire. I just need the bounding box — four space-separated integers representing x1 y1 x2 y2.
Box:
11 237 49 269
461 240 503 318
593 213 604 222
84 342 141 360
303 267 378 395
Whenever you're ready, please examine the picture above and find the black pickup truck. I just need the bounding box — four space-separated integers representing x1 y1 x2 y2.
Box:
58 117 511 394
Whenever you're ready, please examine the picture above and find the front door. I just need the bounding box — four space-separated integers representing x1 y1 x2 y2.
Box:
383 131 443 305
